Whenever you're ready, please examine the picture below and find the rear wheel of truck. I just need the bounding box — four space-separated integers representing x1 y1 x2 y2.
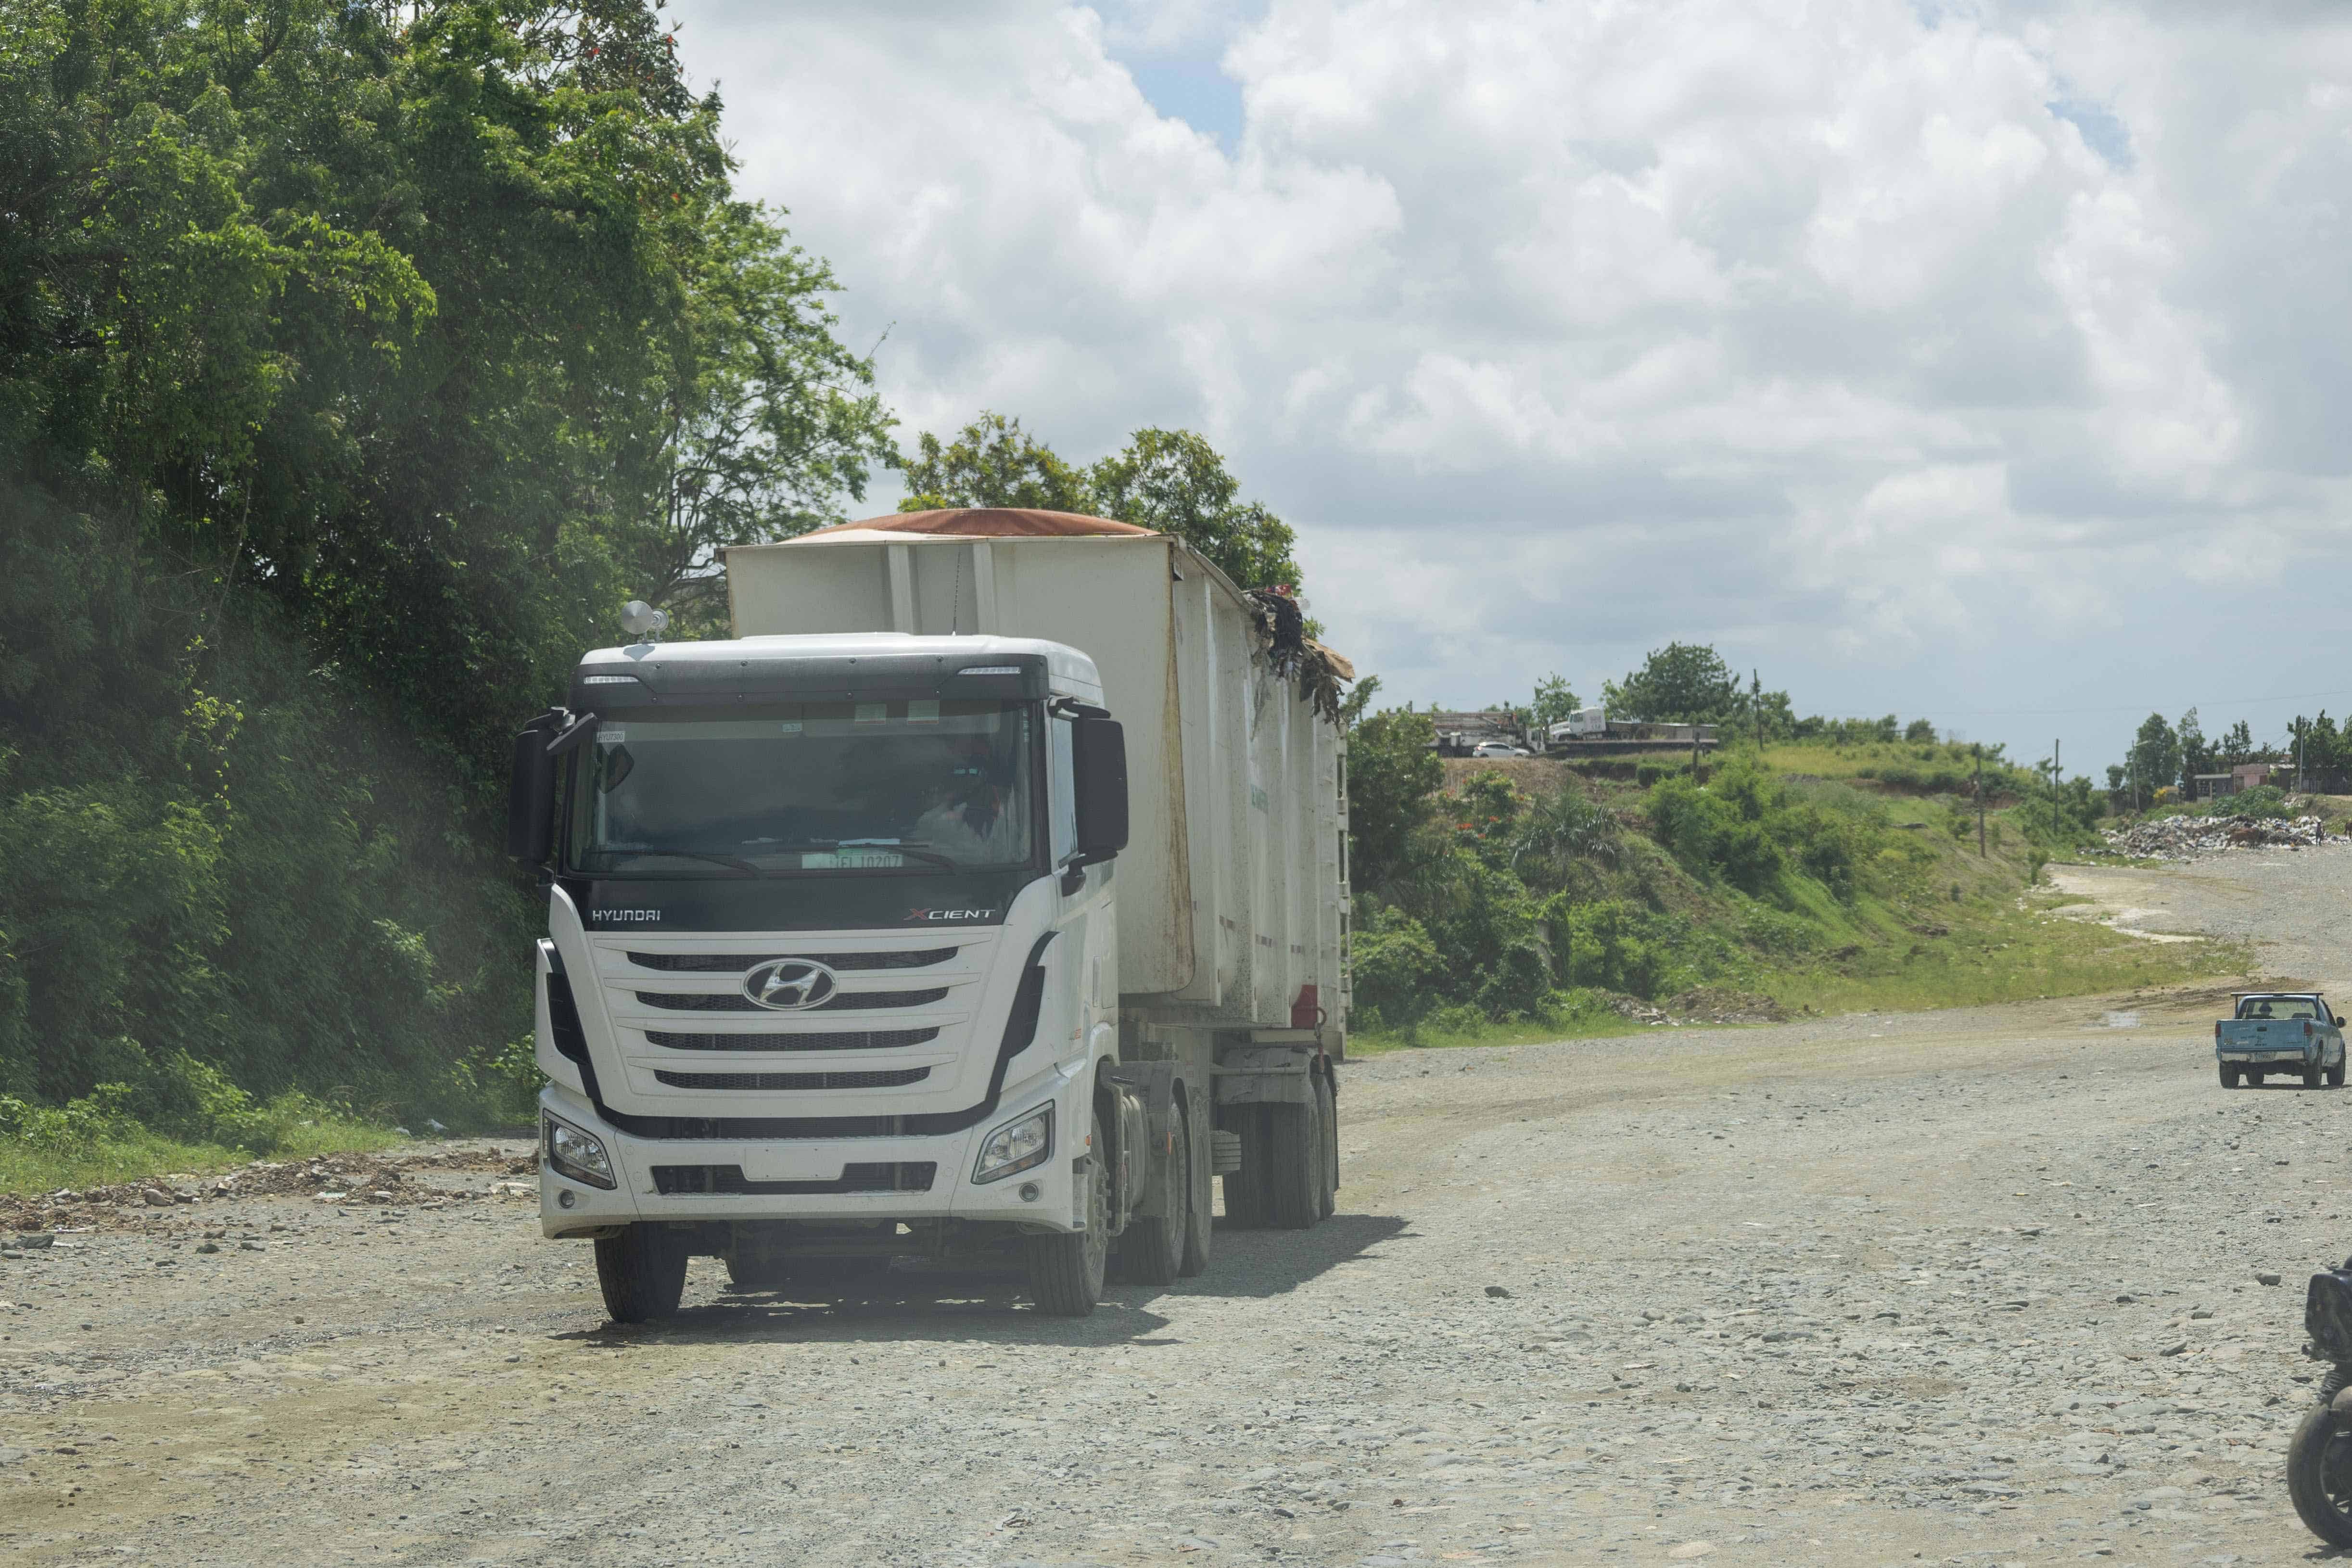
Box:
2219 1063 2240 1088
1115 1101 1190 1287
1313 1069 1339 1220
1265 1094 1324 1231
1026 1105 1111 1316
595 1225 690 1324
1179 1100 1213 1276
2308 1065 2326 1090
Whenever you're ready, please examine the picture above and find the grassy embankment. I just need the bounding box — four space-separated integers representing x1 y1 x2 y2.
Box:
0 1112 402 1197
1349 744 2243 1056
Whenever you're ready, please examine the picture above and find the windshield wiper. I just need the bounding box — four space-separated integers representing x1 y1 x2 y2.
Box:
614 849 763 878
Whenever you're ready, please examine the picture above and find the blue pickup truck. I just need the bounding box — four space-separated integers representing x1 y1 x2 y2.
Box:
2217 992 2346 1089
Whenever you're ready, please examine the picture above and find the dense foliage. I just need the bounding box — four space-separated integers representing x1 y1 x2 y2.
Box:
0 0 889 1132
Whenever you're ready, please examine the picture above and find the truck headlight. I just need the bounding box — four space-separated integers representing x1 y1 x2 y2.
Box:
973 1105 1053 1184
544 1113 616 1190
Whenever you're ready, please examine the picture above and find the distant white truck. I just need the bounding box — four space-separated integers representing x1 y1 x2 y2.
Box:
506 510 1351 1320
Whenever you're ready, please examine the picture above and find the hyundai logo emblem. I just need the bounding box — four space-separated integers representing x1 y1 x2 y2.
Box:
741 958 839 1012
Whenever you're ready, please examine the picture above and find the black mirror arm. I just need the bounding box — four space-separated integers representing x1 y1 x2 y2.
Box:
545 710 600 757
1050 697 1111 720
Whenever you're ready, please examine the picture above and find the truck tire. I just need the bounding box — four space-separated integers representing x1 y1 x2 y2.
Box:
2219 1063 2240 1089
2332 1060 2345 1088
595 1225 690 1324
1115 1101 1190 1287
1314 1069 1339 1220
1221 1108 1271 1229
2248 1070 2267 1086
1026 1105 1111 1317
1179 1099 1213 1277
1265 1096 1323 1231
2308 1065 2326 1090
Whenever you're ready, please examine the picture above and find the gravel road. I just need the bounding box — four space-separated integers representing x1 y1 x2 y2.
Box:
6 847 2351 1567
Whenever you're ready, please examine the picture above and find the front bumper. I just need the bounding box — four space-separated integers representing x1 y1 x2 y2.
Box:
536 1065 1089 1238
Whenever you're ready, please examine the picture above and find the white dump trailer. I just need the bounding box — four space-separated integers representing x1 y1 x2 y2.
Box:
506 509 1351 1320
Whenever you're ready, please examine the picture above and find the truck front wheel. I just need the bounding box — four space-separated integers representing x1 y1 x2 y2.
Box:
1026 1105 1111 1316
595 1225 690 1324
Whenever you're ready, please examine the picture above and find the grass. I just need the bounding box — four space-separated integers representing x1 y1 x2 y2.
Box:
0 1113 403 1197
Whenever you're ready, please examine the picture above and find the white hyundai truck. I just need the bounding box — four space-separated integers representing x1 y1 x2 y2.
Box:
506 509 1352 1319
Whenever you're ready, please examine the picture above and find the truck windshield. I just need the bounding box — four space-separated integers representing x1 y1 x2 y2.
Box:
566 699 1038 877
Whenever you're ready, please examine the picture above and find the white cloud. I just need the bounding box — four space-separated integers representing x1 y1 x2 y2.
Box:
681 0 2352 764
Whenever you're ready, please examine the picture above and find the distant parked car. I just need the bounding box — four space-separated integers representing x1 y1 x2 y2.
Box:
2216 992 2345 1088
1469 741 1532 758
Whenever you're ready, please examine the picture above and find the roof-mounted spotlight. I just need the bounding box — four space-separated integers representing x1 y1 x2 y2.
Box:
620 599 669 641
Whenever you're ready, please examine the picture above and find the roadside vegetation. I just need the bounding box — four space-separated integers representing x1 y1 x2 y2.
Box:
1345 649 2234 1054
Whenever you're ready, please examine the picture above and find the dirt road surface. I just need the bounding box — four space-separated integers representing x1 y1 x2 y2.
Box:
6 844 2351 1567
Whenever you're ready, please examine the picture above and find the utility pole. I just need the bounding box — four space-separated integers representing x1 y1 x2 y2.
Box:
1753 669 1763 753
2296 717 2306 794
2053 738 2061 796
1975 744 1986 856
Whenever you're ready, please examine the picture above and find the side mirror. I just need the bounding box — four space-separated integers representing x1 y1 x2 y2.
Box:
506 710 564 863
2335 1016 2344 1028
1072 715 1129 863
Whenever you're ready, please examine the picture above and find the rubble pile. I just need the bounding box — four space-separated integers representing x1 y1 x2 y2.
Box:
2103 812 2344 862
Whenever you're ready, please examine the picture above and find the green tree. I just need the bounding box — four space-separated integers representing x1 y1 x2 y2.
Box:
0 0 894 1118
1531 674 1579 728
899 416 1304 591
2176 708 2211 791
1087 427 1301 590
636 202 895 630
1602 642 1741 723
896 412 1093 513
1345 708 1442 891
2126 713 2181 806
1904 718 1937 743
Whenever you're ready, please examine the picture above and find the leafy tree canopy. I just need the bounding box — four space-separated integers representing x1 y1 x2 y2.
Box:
898 413 1303 591
1603 642 1742 724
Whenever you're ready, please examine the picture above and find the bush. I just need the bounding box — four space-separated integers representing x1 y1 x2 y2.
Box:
1552 898 1673 997
1350 906 1445 1027
1646 766 1785 895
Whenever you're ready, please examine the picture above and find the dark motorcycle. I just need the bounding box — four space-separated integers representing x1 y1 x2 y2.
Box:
2289 1262 2352 1543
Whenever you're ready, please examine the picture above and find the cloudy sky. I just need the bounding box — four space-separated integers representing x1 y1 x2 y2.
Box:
678 0 2352 776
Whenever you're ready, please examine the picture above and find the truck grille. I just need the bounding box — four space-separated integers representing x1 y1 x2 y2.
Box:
651 1162 936 1196
644 1027 940 1053
652 1067 932 1092
635 987 950 1013
628 948 956 973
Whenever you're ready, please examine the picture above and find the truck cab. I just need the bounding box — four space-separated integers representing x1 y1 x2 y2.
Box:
2217 992 2346 1089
